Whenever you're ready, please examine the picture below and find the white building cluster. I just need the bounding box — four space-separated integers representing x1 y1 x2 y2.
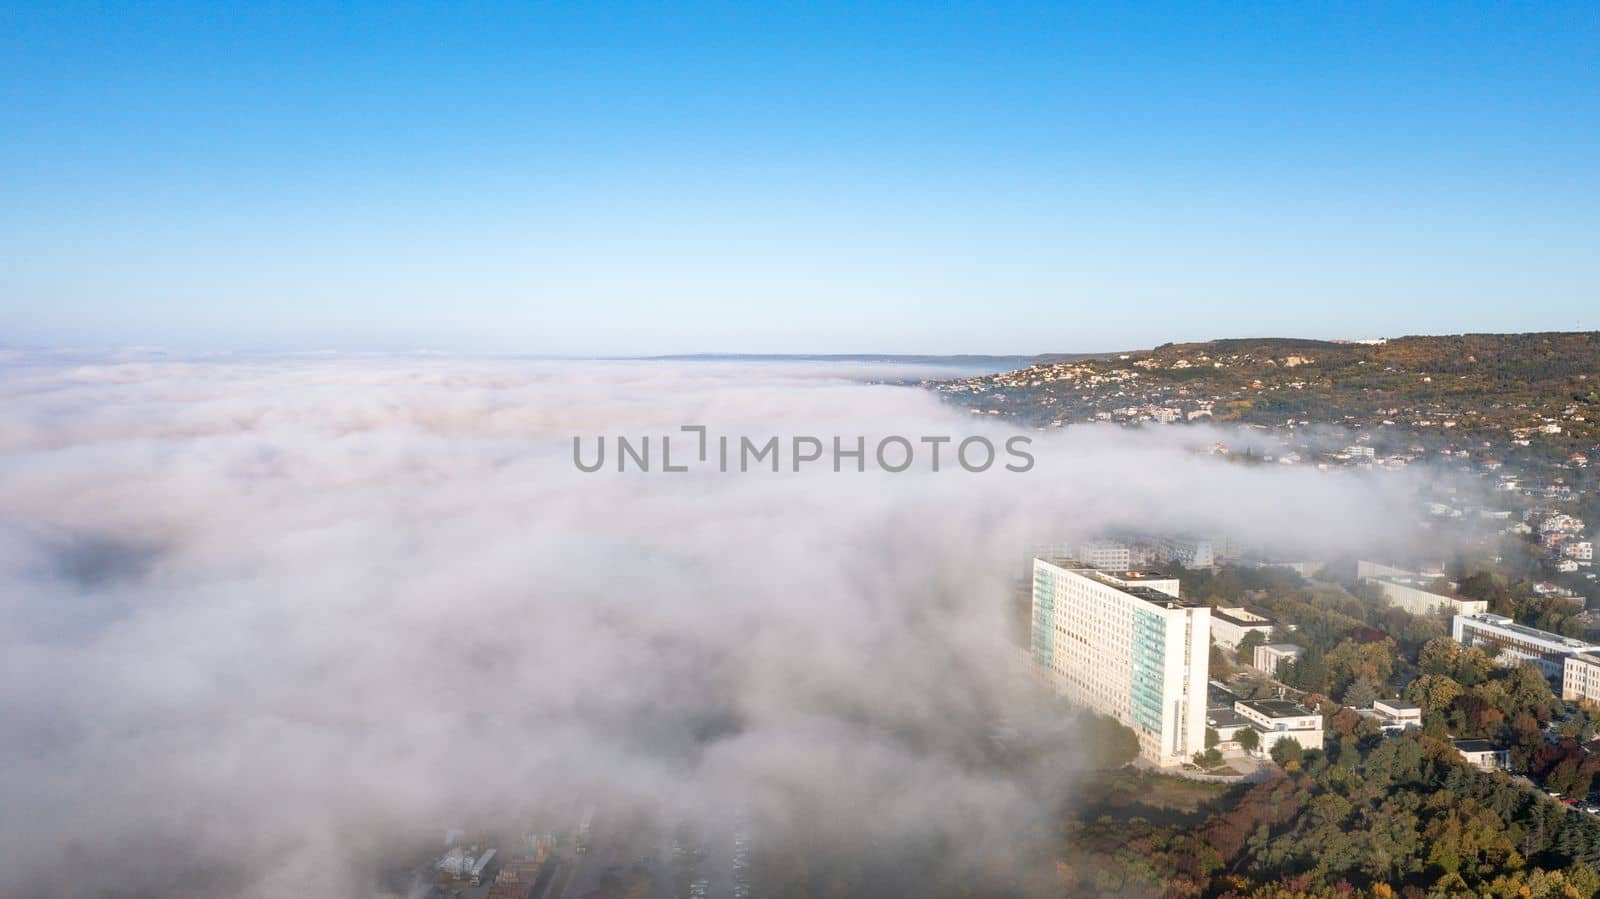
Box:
1234 699 1325 756
1530 510 1592 566
1205 684 1324 759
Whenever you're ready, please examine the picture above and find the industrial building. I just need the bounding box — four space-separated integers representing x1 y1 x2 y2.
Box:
1030 558 1211 767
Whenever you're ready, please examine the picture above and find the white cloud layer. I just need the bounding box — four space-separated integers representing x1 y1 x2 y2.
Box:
0 355 1422 897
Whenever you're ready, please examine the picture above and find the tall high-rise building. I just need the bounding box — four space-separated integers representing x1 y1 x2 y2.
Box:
1030 558 1211 766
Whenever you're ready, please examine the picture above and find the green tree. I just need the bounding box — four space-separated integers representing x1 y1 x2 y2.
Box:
1548 759 1580 796
1405 673 1464 714
1342 676 1380 709
1270 737 1304 766
1324 638 1397 698
1506 663 1558 718
1454 646 1494 687
1418 635 1462 676
1236 726 1261 753
1237 629 1267 659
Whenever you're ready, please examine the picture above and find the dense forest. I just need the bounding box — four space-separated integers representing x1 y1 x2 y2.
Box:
1060 731 1600 898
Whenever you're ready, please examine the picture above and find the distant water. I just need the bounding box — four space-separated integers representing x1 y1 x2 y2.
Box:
634 352 1106 378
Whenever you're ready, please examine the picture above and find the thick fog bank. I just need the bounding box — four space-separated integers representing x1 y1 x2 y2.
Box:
0 356 1421 897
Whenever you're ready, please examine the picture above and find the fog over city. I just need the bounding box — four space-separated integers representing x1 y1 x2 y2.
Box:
0 354 1429 897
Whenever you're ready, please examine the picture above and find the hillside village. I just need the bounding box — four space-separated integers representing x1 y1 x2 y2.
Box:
936 333 1600 445
938 333 1600 608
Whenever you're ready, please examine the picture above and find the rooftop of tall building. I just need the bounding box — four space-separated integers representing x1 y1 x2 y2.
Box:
1033 558 1204 609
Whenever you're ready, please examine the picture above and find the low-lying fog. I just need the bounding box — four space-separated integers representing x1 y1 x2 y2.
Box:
0 354 1423 897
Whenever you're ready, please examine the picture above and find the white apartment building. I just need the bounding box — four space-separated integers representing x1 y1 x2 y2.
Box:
1210 607 1276 651
1366 575 1488 618
1030 558 1211 767
1156 536 1215 569
1563 653 1600 703
1072 540 1133 571
1565 541 1594 562
1452 613 1600 679
1254 643 1303 677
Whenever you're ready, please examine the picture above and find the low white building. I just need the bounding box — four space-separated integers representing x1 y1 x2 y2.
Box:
1359 699 1422 734
1367 575 1488 618
1236 699 1324 758
1254 643 1303 677
1452 613 1600 679
1210 607 1277 651
1453 739 1509 771
1205 705 1252 746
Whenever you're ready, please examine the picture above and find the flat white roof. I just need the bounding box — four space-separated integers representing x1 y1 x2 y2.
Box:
1214 607 1274 626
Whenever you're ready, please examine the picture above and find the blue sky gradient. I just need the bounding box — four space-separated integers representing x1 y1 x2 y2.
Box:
3 1 1597 353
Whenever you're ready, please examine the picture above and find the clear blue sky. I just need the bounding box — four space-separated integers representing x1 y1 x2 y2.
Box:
2 1 1597 354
